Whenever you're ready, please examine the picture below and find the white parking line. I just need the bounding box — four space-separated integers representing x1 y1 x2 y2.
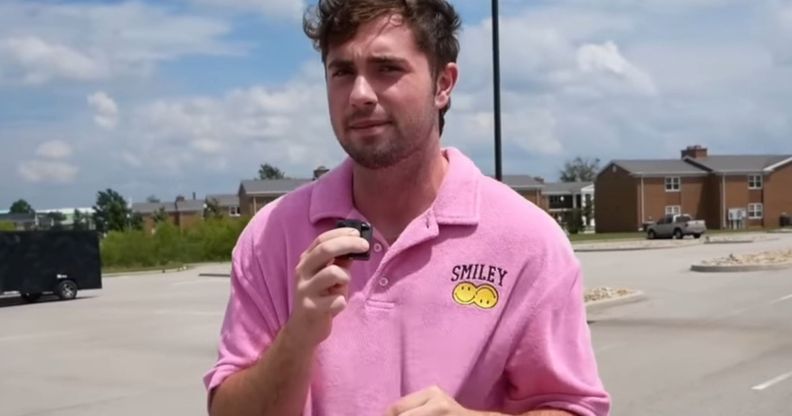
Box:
751 371 792 391
769 293 792 305
155 309 223 317
0 331 71 343
171 279 226 286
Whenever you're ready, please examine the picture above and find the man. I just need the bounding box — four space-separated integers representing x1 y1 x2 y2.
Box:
204 1 610 415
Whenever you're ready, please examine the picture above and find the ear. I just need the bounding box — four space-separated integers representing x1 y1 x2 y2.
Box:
434 62 459 110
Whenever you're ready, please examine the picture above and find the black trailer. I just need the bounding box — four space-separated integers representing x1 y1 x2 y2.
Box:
0 231 102 302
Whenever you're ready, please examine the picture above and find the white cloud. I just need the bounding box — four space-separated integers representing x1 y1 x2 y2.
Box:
0 37 107 84
0 1 245 85
121 72 338 176
36 140 73 160
188 0 305 19
577 41 657 95
88 91 120 129
18 160 79 184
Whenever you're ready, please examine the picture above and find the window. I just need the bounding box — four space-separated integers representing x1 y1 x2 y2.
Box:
748 175 763 190
665 205 681 216
665 177 681 192
748 203 763 219
228 206 241 217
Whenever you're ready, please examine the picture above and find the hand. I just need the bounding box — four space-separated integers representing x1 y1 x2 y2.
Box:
284 227 369 349
386 386 474 416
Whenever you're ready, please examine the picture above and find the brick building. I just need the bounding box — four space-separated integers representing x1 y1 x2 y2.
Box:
596 146 792 232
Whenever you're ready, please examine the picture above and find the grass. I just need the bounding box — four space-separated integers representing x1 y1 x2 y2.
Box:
102 262 185 276
568 232 644 242
568 227 775 242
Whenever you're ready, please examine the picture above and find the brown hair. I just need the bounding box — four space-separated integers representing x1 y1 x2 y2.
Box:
303 0 461 134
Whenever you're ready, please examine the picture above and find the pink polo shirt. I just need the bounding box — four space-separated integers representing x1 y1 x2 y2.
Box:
204 147 610 415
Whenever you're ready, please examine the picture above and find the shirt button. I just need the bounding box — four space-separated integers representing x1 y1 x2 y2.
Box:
378 277 389 287
373 243 383 253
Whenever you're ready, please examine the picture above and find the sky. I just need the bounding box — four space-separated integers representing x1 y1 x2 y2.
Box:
1 0 791 210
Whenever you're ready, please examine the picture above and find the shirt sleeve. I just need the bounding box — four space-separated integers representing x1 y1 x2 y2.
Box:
502 251 611 415
202 224 285 405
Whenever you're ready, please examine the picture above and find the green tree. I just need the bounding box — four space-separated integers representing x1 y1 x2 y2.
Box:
93 189 131 233
9 199 34 214
46 212 67 229
72 209 88 230
130 213 144 231
152 207 169 224
146 195 161 203
258 163 285 180
560 157 601 182
204 198 223 219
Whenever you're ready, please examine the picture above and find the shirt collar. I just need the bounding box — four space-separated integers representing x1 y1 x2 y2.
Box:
308 147 480 226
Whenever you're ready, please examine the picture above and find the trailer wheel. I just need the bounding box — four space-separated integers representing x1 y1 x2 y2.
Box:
56 280 78 300
21 293 42 303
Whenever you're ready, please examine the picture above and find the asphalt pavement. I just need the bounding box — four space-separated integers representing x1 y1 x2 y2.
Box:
1 235 791 416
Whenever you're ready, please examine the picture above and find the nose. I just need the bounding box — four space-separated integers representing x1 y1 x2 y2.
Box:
349 75 377 109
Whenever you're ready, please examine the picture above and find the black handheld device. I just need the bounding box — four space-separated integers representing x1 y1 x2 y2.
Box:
335 219 373 260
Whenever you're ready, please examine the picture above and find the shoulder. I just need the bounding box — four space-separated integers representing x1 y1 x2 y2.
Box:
477 175 571 254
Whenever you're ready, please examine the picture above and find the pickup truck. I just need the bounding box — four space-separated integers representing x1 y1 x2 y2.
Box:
646 214 707 240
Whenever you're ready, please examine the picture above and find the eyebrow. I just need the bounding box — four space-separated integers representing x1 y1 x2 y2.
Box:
326 55 410 70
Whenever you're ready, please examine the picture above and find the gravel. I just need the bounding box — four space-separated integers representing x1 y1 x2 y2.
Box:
701 249 792 266
584 287 637 303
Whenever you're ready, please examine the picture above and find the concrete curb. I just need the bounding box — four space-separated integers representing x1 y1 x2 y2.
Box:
585 290 646 313
690 263 792 273
103 265 191 277
703 240 754 245
198 273 231 278
574 244 697 253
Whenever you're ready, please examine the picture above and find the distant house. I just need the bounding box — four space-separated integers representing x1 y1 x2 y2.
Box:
500 175 546 208
596 145 792 232
131 197 204 232
542 182 595 226
238 179 312 217
205 194 241 218
0 208 95 231
0 212 39 230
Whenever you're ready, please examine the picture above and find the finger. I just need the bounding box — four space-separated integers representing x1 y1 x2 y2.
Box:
301 264 351 296
315 293 347 317
300 236 369 275
385 388 434 415
306 227 361 252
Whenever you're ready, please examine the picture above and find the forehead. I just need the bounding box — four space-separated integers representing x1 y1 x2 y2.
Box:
325 14 424 63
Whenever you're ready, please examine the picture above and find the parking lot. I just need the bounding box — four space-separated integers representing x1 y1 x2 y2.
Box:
1 234 791 416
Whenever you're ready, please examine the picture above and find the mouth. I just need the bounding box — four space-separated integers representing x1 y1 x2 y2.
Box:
348 120 391 130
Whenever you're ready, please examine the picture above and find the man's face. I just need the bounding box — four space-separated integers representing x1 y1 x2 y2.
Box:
324 15 442 170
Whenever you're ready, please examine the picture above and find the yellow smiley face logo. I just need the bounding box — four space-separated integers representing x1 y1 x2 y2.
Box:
473 284 498 309
452 282 477 305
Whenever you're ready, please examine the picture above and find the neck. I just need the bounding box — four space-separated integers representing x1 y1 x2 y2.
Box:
352 143 448 244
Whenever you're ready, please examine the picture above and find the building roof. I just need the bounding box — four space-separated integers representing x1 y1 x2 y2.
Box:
611 159 708 176
499 175 545 190
684 155 792 173
206 194 239 207
542 181 593 195
239 179 312 195
131 202 170 214
175 199 204 213
0 213 37 223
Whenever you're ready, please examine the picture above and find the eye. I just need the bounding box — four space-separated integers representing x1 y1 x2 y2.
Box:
332 68 352 78
380 65 401 73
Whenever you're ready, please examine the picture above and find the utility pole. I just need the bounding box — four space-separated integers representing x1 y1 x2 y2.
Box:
492 0 503 181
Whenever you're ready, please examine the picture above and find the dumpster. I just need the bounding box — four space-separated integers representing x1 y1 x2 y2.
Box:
781 213 791 228
0 230 102 302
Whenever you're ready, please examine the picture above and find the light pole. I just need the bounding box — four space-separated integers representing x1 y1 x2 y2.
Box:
492 0 502 181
